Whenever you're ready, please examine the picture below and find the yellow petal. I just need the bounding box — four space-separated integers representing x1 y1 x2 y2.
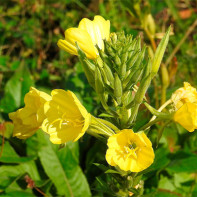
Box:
79 18 104 50
9 87 51 139
171 82 197 109
60 28 97 59
174 103 197 132
94 15 110 40
42 89 90 144
105 129 154 172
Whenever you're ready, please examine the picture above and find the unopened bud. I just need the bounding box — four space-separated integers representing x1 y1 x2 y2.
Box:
95 67 104 94
114 55 121 67
145 14 156 36
103 63 114 86
151 26 171 78
161 64 169 88
114 73 122 105
110 32 117 43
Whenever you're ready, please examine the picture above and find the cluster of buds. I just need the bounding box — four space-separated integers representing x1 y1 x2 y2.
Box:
77 28 170 129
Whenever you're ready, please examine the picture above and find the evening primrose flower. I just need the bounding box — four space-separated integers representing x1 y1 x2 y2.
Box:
171 82 197 110
171 82 197 132
9 87 51 139
174 103 197 132
106 129 154 172
42 89 91 144
57 15 110 59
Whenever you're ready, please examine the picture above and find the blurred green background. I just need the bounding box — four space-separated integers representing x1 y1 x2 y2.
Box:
0 0 197 196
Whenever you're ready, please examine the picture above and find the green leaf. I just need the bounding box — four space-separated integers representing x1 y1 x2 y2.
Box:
151 26 171 78
0 141 35 163
105 169 121 174
155 191 180 197
0 190 35 197
192 183 197 197
0 64 34 113
0 71 22 113
20 65 34 106
37 131 91 197
0 161 40 191
166 151 197 173
93 163 109 171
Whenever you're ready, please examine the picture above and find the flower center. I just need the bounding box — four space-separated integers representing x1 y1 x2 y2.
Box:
123 143 138 160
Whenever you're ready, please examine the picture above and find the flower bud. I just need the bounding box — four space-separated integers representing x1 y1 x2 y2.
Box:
151 26 171 78
95 67 105 95
114 73 122 105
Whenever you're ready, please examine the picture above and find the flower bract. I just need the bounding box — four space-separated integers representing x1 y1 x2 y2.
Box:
42 89 91 144
106 129 154 172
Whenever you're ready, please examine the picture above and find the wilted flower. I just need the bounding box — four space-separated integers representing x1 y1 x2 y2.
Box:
42 89 91 144
106 129 154 172
9 87 51 139
57 15 110 59
171 82 197 110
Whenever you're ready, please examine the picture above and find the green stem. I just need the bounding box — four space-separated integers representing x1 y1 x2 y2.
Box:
120 107 130 129
150 99 172 122
138 118 162 131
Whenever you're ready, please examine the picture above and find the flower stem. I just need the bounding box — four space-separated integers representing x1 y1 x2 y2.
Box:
150 99 172 122
138 118 162 131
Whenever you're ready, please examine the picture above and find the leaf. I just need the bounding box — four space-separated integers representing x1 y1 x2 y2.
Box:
166 151 197 173
37 131 91 197
0 70 22 113
0 161 40 191
20 65 34 106
0 141 35 163
93 163 109 171
105 169 121 174
0 64 34 113
0 190 35 197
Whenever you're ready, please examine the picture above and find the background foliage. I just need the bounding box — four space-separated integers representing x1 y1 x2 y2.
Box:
0 0 197 196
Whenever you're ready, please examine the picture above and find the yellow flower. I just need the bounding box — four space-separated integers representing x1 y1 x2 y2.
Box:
9 87 51 139
171 82 197 110
106 129 154 172
42 89 91 144
171 82 197 132
174 103 197 132
57 15 110 59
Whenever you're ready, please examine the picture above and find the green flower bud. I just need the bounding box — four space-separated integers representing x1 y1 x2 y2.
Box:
132 46 146 70
104 41 116 57
114 55 121 67
120 63 127 79
95 67 104 95
151 26 171 78
127 50 140 70
114 73 122 105
103 62 114 86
